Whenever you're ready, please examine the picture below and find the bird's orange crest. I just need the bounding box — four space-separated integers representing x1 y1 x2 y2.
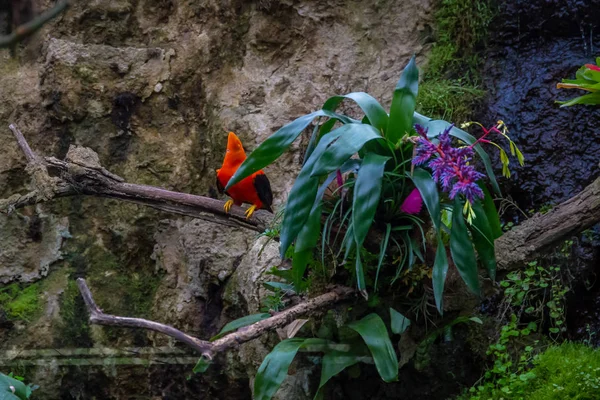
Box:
223 131 246 166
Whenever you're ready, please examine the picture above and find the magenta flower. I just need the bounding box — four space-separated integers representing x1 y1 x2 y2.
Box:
412 124 485 204
400 188 423 214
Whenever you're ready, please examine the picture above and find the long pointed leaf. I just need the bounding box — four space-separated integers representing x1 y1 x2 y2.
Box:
478 182 502 239
413 112 501 195
353 153 390 247
311 124 383 177
211 313 271 341
433 234 449 313
279 129 345 258
323 92 389 133
470 201 497 280
449 198 480 296
227 110 355 189
253 338 305 400
387 56 418 144
348 314 398 382
409 168 441 230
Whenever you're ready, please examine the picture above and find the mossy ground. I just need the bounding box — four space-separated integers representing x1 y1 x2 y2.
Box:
417 0 494 122
460 342 600 399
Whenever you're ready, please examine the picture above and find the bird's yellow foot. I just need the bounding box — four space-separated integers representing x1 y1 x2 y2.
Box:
223 199 234 213
244 205 257 220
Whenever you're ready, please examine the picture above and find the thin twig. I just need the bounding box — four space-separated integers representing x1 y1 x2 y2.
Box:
0 1 70 49
76 278 355 359
9 124 36 162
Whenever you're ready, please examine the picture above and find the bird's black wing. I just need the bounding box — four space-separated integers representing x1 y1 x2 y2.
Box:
216 173 230 196
254 174 273 213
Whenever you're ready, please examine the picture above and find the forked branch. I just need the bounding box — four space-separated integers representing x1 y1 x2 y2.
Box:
76 278 354 359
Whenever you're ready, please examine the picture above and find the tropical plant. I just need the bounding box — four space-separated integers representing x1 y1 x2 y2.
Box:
227 56 521 312
556 58 600 107
0 373 37 400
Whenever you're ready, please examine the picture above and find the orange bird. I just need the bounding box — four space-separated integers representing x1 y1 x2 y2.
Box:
216 132 273 219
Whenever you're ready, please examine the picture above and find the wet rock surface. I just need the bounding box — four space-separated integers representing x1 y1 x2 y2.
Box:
481 0 600 210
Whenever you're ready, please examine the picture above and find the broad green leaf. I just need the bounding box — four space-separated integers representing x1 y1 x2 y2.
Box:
304 118 337 164
413 112 501 195
387 56 419 144
390 308 411 334
311 124 383 177
211 313 271 341
0 374 28 400
557 92 600 107
353 153 390 247
254 338 305 400
279 129 345 258
348 314 398 382
323 92 389 133
449 198 480 296
192 355 211 374
433 235 449 313
477 182 502 239
315 349 362 399
409 168 441 230
291 172 337 291
470 201 497 280
227 110 355 189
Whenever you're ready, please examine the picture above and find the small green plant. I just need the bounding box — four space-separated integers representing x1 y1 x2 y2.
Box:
0 283 41 322
0 372 37 399
556 58 600 107
461 343 600 399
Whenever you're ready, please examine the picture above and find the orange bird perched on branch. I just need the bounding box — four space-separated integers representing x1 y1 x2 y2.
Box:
216 132 273 219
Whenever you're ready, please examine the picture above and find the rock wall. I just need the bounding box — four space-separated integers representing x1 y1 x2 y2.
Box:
0 0 434 398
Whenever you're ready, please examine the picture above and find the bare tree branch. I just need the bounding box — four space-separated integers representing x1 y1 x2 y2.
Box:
2 124 272 232
76 278 355 359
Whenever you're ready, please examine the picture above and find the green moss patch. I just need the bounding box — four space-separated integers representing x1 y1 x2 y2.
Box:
0 283 41 322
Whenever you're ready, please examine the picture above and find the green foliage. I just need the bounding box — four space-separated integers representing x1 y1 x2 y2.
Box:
462 343 600 399
57 279 93 347
228 57 505 313
253 313 402 400
556 58 600 107
461 261 569 398
0 373 37 400
0 283 41 322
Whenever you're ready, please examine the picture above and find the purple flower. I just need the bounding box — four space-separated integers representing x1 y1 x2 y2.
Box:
412 124 486 204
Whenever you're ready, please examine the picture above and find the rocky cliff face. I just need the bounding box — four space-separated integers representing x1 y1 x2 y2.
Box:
0 0 433 398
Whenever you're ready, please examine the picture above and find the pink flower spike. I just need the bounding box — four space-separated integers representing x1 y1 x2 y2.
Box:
585 64 600 72
400 188 423 215
336 169 344 187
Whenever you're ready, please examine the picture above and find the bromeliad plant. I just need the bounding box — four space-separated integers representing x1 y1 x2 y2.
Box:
227 56 521 312
556 58 600 107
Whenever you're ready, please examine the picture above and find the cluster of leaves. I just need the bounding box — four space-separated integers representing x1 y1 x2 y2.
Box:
501 261 568 338
227 56 516 312
556 58 600 107
194 309 411 399
0 373 37 400
462 260 569 398
0 283 40 322
463 343 600 399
